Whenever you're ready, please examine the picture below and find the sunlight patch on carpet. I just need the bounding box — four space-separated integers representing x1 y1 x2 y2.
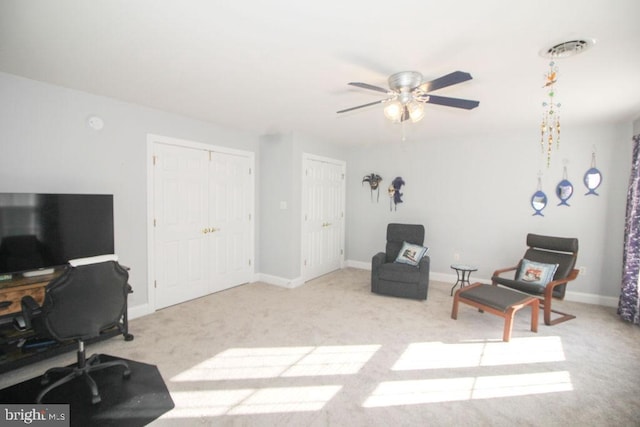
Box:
392 336 565 370
171 345 380 381
165 385 342 417
363 371 573 407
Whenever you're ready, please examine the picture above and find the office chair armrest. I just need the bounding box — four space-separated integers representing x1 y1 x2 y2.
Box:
20 295 42 329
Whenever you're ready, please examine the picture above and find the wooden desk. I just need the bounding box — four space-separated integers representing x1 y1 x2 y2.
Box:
0 271 63 319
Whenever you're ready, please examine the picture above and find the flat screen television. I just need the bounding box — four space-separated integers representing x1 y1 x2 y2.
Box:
0 193 114 276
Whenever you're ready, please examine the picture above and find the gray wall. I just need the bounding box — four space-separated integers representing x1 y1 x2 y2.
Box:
1 70 636 312
0 72 258 309
345 122 632 299
258 133 296 278
258 132 344 280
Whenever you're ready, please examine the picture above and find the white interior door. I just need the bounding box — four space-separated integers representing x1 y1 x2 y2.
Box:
153 143 209 308
302 155 345 281
151 137 254 310
208 151 253 292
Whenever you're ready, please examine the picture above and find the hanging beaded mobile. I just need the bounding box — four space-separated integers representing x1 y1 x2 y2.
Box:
541 61 561 167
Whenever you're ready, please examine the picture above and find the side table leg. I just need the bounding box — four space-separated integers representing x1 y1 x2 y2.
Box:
450 280 460 296
463 271 471 287
450 269 462 296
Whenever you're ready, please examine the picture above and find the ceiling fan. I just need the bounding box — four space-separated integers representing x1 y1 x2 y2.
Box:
337 70 479 123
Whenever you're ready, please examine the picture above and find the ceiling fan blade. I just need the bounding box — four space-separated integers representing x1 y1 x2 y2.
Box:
348 82 390 94
419 71 473 92
424 94 479 110
337 98 391 114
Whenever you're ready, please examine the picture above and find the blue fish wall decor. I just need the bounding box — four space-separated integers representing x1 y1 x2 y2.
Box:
584 167 602 196
556 166 573 206
584 152 603 196
556 179 573 206
531 190 548 216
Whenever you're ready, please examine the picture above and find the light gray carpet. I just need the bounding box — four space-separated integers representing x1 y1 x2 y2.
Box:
2 268 640 426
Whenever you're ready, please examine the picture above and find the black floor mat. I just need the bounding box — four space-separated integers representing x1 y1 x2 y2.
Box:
0 355 174 427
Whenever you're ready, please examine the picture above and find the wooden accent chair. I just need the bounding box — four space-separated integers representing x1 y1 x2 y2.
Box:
491 233 579 326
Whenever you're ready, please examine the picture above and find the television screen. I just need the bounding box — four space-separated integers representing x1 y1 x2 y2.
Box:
0 193 114 276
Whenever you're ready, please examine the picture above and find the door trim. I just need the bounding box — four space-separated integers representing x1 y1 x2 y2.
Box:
300 153 346 282
147 134 255 312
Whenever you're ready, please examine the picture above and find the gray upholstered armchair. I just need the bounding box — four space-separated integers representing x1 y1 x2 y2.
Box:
371 223 430 300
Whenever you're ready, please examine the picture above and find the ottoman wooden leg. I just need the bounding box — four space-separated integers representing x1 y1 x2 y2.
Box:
530 298 539 333
451 294 460 320
503 307 516 342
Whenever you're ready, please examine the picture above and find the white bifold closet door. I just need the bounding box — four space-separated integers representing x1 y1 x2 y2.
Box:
152 141 253 309
302 154 345 281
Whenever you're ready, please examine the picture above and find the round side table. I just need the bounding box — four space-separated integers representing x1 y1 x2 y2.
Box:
450 264 478 296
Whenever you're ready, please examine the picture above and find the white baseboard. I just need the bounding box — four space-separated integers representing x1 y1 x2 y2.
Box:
564 291 618 307
255 273 304 289
130 265 619 315
346 260 370 270
128 303 154 320
127 274 307 320
345 260 618 308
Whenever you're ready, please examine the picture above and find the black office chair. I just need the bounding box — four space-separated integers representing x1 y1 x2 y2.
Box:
21 255 132 404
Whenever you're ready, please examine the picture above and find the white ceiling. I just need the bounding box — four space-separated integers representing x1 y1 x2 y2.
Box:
1 0 639 145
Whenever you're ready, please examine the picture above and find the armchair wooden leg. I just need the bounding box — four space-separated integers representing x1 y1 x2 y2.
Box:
541 298 576 326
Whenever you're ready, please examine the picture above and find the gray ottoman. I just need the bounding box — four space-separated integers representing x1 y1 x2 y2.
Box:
451 283 539 342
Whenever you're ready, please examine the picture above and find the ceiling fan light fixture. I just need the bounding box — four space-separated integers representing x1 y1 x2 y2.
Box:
407 102 425 123
384 101 403 122
338 70 479 124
